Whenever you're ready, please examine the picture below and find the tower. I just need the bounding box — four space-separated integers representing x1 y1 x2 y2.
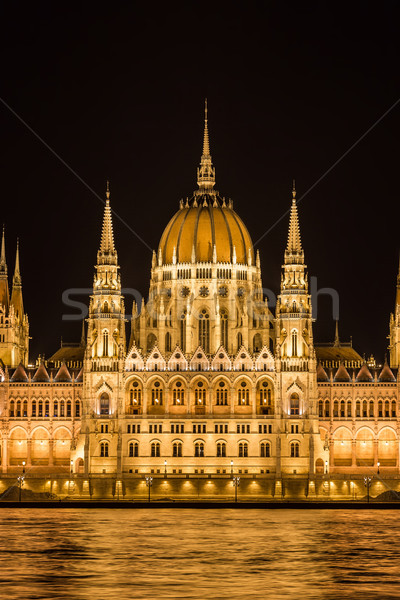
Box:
76 184 126 475
0 231 29 367
389 257 400 368
275 183 326 477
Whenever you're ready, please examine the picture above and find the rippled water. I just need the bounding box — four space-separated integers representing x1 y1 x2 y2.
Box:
0 509 399 599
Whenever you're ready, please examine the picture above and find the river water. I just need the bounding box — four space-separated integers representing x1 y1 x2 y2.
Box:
0 508 399 600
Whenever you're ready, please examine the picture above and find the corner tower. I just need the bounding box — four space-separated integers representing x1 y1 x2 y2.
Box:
77 184 126 476
0 231 29 367
275 183 326 477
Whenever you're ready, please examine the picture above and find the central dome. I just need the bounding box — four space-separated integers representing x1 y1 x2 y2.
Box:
158 101 254 266
159 195 254 265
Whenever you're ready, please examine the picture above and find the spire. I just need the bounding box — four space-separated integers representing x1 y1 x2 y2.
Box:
80 319 86 348
196 99 216 193
98 181 117 265
396 251 400 306
11 239 24 319
0 226 9 310
285 180 304 264
334 320 340 347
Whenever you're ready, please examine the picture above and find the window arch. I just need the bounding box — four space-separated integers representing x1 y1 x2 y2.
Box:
216 441 226 457
129 441 139 457
31 399 37 417
198 310 210 353
237 380 250 405
290 393 300 416
129 381 142 408
22 400 27 418
60 400 65 418
151 441 161 457
290 441 300 457
16 400 21 418
194 441 204 457
194 381 206 406
165 332 171 353
103 330 109 357
392 400 397 418
318 399 323 417
291 330 298 356
238 441 248 457
180 311 186 353
151 381 163 405
253 333 262 353
38 399 43 417
66 400 71 418
237 332 243 351
100 393 110 415
75 400 81 418
260 441 270 457
216 380 228 405
220 310 228 350
173 441 182 457
259 381 273 414
172 381 185 405
100 441 109 457
147 333 156 352
9 400 14 417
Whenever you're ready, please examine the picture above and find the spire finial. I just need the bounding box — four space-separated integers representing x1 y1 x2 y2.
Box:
285 181 303 261
196 99 215 192
98 181 117 264
0 225 6 271
11 238 23 318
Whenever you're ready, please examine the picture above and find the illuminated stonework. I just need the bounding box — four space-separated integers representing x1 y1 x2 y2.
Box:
0 105 399 495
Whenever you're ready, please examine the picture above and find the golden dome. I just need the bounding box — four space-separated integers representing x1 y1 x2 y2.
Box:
159 197 254 265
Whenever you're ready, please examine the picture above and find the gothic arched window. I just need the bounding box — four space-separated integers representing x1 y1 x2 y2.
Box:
238 442 248 457
172 381 185 405
151 381 163 405
194 381 206 406
194 441 204 457
291 330 298 356
165 332 171 353
220 310 228 350
151 442 161 457
180 312 186 353
100 442 109 457
100 393 110 415
198 310 210 353
103 330 109 356
260 442 270 457
290 441 300 457
173 441 182 457
290 393 300 416
216 381 228 405
237 381 250 405
129 442 139 457
216 442 226 457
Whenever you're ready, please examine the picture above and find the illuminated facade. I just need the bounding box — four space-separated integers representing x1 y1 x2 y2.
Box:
0 106 399 498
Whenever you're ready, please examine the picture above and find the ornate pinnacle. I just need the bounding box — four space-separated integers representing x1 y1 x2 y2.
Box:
196 99 216 192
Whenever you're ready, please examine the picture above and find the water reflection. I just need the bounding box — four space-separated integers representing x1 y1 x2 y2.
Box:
0 509 398 599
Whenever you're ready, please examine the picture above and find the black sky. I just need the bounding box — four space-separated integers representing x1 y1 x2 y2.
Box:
1 2 399 362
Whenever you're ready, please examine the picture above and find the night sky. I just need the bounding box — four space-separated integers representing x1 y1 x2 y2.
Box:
1 2 399 362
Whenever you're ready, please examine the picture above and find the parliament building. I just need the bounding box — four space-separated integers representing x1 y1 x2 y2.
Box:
0 107 399 500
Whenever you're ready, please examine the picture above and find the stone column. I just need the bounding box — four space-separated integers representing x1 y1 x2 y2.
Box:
48 439 54 466
351 439 356 468
27 439 32 467
374 439 378 468
2 437 8 473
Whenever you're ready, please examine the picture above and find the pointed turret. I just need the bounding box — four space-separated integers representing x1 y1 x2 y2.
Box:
0 226 9 311
97 182 118 266
196 99 216 193
285 181 304 264
10 239 24 319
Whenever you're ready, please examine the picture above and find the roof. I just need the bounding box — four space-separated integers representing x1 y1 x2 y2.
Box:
315 345 362 364
158 196 254 265
356 363 373 382
32 363 50 382
54 363 72 382
334 363 351 382
317 363 329 382
49 345 85 364
379 362 396 382
10 363 28 382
